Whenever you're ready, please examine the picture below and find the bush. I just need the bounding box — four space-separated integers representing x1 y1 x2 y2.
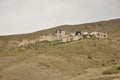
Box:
102 66 120 75
14 47 25 51
88 56 92 59
102 69 119 75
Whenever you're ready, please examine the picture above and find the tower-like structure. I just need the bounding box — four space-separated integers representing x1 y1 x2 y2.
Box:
55 29 66 40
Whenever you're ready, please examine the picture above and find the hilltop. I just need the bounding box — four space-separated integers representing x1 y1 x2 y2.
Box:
0 18 120 40
0 18 120 50
0 18 120 80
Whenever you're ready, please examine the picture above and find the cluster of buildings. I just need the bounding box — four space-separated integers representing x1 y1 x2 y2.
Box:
55 30 108 42
13 29 108 47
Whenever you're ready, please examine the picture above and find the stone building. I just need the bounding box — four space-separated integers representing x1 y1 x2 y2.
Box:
18 30 109 47
61 37 71 42
90 31 108 39
71 31 83 40
83 32 89 39
55 30 66 40
61 34 72 42
57 30 83 42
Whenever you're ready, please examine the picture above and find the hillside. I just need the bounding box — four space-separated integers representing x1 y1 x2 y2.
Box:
0 39 120 80
0 19 120 80
0 19 120 50
0 19 120 41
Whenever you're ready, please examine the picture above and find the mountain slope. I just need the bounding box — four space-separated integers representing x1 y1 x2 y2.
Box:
0 39 120 80
0 19 120 80
0 19 120 40
0 18 120 50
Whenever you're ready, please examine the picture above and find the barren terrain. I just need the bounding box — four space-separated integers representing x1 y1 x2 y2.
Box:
0 19 120 80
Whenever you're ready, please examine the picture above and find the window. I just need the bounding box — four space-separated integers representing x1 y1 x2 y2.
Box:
97 33 100 36
104 35 106 38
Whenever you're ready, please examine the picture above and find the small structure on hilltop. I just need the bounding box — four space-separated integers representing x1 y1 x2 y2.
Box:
55 29 66 40
71 31 83 40
61 35 72 42
19 39 30 47
55 30 109 42
17 29 109 47
55 29 83 42
83 32 89 39
89 31 108 39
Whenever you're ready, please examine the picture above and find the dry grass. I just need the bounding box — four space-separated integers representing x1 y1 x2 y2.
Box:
102 66 120 75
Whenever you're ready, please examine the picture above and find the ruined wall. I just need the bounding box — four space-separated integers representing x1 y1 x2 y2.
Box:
91 32 108 39
17 30 109 46
72 36 81 41
39 34 57 42
56 30 66 40
18 39 30 47
7 40 20 49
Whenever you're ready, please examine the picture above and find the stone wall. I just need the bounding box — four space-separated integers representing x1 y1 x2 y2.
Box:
39 34 57 42
90 32 108 39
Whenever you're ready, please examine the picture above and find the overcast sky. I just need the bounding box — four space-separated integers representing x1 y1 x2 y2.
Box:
0 0 120 35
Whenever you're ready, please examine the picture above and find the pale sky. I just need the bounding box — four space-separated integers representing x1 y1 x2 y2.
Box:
0 0 120 35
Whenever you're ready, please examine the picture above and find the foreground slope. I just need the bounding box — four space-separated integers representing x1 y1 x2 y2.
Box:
0 39 120 80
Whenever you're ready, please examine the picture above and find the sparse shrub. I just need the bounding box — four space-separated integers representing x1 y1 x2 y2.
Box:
116 66 120 70
15 40 63 51
98 23 101 26
102 66 120 75
102 69 119 75
93 43 97 47
14 47 25 51
88 56 92 59
14 47 19 51
111 59 115 62
101 63 105 66
81 46 85 49
116 40 120 42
